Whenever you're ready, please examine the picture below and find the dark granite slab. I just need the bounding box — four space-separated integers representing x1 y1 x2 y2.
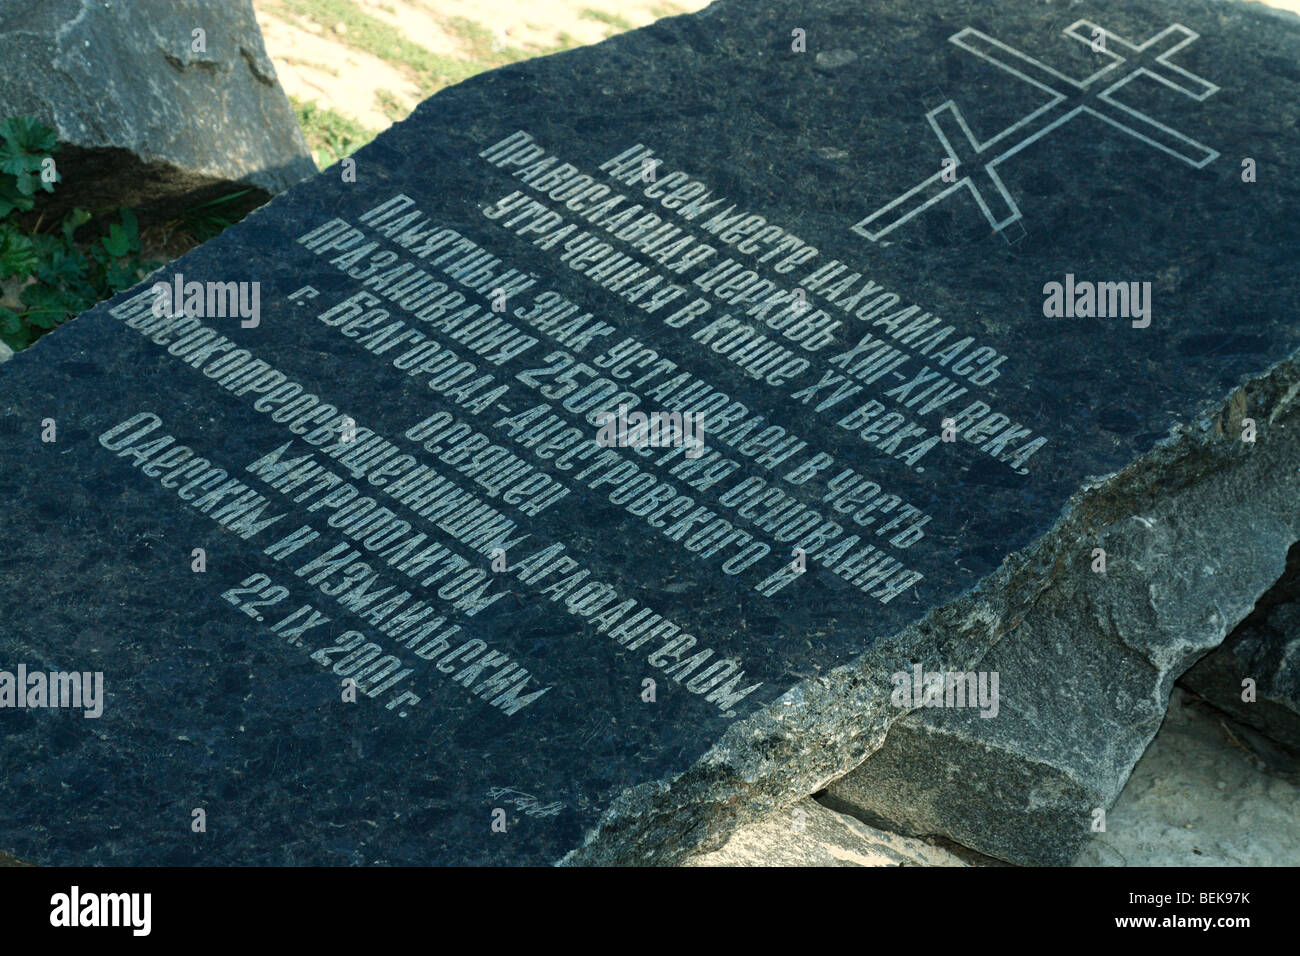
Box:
1 0 1298 865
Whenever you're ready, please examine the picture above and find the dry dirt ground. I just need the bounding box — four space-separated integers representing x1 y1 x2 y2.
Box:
252 0 709 155
1072 689 1300 867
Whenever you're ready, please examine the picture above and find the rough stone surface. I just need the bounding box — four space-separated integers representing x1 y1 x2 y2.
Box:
822 397 1300 866
0 0 316 216
0 0 1297 866
684 798 970 866
1180 549 1300 748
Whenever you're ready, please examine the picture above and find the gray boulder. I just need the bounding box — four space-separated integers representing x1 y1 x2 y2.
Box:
822 370 1300 866
0 0 315 216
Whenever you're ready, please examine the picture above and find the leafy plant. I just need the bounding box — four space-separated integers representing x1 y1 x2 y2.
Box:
0 116 59 216
579 8 635 31
0 117 158 351
292 96 374 168
172 189 255 244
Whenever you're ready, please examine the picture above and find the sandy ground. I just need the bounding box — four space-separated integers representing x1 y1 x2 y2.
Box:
687 798 972 866
1073 688 1299 866
255 11 422 130
253 0 710 131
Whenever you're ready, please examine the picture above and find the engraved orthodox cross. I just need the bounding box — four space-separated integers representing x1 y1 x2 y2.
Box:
853 20 1219 242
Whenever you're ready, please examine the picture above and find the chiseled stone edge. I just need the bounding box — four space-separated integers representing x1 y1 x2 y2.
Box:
560 349 1300 866
820 383 1300 866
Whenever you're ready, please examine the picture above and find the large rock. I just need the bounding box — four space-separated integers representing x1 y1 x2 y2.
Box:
823 421 1300 867
0 0 1298 866
0 0 316 216
821 410 1300 865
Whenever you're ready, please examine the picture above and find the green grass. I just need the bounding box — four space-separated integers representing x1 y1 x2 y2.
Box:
649 2 685 19
172 189 258 244
374 89 408 123
272 0 626 155
275 0 485 96
554 31 582 52
292 96 376 168
580 8 636 30
442 16 540 67
271 2 595 172
274 0 589 99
